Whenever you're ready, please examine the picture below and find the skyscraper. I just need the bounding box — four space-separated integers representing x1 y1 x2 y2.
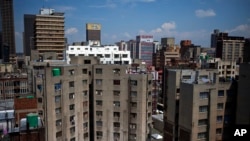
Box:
211 29 245 63
23 14 36 56
136 35 154 66
0 0 16 63
34 8 65 60
86 23 101 46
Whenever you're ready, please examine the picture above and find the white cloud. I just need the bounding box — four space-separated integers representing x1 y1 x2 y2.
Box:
225 24 250 37
66 27 78 35
123 32 132 38
195 9 216 18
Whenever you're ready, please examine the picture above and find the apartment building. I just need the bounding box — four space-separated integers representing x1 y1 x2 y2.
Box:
34 8 65 60
163 69 237 141
66 44 131 64
29 57 98 141
91 64 153 141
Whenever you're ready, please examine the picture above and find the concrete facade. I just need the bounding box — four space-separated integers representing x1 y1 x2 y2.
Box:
164 69 237 141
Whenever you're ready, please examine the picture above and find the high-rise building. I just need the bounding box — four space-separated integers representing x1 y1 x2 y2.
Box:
86 23 101 46
236 63 250 125
28 55 153 141
163 69 237 141
0 0 16 63
91 64 153 141
34 8 65 60
136 35 154 66
243 38 250 63
161 37 175 47
212 29 245 63
23 14 36 56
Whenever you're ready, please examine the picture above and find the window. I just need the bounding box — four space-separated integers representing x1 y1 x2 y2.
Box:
55 95 61 102
56 119 62 126
82 80 87 85
197 132 207 139
84 133 88 139
96 68 102 74
199 106 208 112
217 116 223 123
55 108 61 114
130 113 137 118
200 92 209 99
198 119 208 126
69 81 74 87
129 123 137 129
114 112 120 118
113 80 120 85
96 100 103 106
84 60 91 64
97 54 103 58
38 97 43 103
130 80 137 86
114 122 120 128
113 91 120 96
105 54 110 58
130 102 137 108
218 90 224 97
113 68 120 74
182 75 191 79
130 91 137 97
69 69 74 75
217 103 224 110
70 127 75 133
113 101 120 107
114 54 119 58
70 115 75 125
83 90 88 96
83 101 88 108
82 69 87 74
114 133 120 139
97 131 103 139
129 134 136 140
122 54 128 58
96 111 103 116
54 83 61 91
96 79 102 85
96 90 103 96
69 104 75 110
70 138 75 141
216 128 222 134
83 122 88 129
56 131 62 138
69 93 75 99
96 121 103 126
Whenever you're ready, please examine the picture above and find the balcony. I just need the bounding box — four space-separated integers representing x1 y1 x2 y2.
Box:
114 117 120 122
199 112 208 119
114 127 120 131
198 125 207 132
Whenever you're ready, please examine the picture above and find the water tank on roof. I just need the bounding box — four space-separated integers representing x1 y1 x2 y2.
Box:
26 113 38 129
52 68 61 76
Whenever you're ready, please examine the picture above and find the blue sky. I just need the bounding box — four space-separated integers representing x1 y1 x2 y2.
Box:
14 0 250 52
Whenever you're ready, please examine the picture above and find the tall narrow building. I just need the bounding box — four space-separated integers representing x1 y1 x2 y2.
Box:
163 69 237 141
23 14 36 56
136 35 154 66
91 64 153 141
86 23 101 46
0 0 16 63
34 8 65 60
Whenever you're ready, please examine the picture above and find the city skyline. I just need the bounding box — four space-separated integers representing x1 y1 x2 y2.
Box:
14 0 250 52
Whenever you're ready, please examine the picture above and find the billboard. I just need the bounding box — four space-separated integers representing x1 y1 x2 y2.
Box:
86 23 101 30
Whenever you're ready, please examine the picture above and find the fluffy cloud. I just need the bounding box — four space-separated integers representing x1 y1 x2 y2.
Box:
195 9 216 18
65 27 78 35
225 24 250 37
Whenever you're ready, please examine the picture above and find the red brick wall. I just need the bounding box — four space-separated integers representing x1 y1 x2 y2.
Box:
14 98 37 110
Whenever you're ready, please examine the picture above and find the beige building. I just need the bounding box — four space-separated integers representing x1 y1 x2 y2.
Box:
29 55 153 141
34 8 65 60
92 64 153 141
164 69 236 141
